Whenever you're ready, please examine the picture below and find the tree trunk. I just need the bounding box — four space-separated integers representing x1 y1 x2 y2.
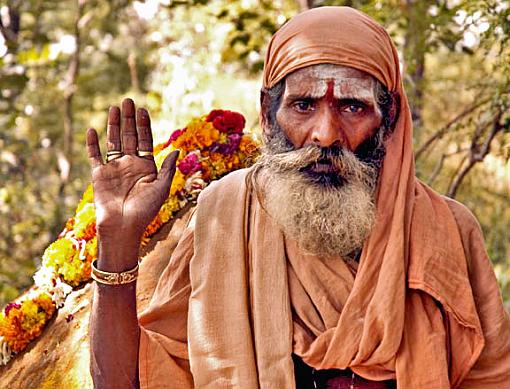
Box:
0 0 21 49
403 0 430 140
53 0 86 236
128 52 141 93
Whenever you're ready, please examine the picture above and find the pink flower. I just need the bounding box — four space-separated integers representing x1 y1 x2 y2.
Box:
178 153 201 175
4 302 21 316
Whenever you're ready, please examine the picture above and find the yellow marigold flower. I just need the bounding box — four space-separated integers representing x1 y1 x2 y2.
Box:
42 238 88 286
218 133 228 143
170 171 186 196
74 203 96 239
20 300 44 332
165 197 181 214
85 237 97 259
34 294 55 316
153 142 166 154
154 146 174 170
42 239 76 269
76 184 94 214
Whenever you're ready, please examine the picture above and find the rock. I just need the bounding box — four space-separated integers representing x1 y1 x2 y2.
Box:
0 206 195 388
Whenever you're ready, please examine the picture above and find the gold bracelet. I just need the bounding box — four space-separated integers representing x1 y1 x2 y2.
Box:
91 260 139 285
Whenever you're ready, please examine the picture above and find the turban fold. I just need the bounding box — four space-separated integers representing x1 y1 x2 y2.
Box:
263 6 399 90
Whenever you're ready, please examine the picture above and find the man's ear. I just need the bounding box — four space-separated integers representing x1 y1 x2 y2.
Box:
388 91 400 129
259 89 271 136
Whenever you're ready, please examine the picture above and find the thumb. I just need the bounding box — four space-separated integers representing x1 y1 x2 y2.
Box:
157 149 180 190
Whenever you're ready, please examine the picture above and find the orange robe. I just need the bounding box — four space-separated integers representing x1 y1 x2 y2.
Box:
140 6 510 388
138 168 510 389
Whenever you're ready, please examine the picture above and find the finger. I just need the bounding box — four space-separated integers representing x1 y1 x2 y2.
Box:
86 128 103 168
136 108 153 159
121 98 137 155
106 106 121 152
157 150 180 192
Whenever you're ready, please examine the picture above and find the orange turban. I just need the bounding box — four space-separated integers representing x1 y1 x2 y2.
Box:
263 6 400 91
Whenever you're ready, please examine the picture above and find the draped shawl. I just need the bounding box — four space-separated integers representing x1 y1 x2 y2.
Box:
140 6 510 388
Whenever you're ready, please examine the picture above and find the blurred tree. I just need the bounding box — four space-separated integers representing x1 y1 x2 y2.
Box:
0 0 508 310
0 0 153 304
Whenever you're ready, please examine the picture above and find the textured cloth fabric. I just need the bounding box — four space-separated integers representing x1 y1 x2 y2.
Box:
139 169 510 389
138 6 510 388
256 5 510 386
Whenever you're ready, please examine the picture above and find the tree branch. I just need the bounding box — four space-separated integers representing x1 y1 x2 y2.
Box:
426 147 467 186
415 96 491 160
447 111 505 198
127 52 141 93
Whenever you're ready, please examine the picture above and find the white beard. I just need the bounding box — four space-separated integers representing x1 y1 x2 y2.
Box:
254 146 378 258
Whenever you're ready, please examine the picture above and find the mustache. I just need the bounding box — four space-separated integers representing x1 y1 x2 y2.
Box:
262 117 387 171
260 144 377 184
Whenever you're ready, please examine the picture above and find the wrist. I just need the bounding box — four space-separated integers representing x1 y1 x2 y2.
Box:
96 232 141 272
92 259 139 285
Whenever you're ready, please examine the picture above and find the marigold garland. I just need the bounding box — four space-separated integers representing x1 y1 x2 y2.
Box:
0 109 259 365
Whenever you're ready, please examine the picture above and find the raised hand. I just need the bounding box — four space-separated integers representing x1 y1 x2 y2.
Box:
86 98 178 271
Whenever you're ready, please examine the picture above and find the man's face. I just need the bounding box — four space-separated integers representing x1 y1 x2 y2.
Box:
275 65 383 153
252 65 388 258
254 64 387 259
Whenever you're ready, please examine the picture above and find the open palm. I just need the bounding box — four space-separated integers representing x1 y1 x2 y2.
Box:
86 98 178 241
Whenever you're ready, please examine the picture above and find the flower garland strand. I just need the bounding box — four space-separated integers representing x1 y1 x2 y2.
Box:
0 110 259 365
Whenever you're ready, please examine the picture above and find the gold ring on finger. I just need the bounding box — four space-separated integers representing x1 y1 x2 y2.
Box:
138 150 153 157
106 150 123 162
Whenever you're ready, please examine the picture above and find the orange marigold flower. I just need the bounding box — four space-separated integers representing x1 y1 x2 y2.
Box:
0 109 261 363
239 136 260 156
65 218 75 231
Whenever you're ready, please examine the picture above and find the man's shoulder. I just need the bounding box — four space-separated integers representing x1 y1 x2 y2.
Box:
199 167 253 200
442 196 482 237
442 196 488 275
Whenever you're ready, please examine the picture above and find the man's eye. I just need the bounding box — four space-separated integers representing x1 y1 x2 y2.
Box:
342 104 364 114
292 100 314 112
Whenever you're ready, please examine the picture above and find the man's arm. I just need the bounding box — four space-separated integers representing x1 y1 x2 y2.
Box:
446 199 510 387
89 242 140 388
86 98 178 388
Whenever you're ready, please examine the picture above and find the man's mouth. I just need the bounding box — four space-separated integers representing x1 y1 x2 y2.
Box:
300 159 345 187
309 159 337 174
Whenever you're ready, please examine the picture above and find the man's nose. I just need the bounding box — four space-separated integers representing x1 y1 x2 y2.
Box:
309 108 348 149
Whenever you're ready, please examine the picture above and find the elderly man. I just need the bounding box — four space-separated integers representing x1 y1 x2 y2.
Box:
86 6 510 389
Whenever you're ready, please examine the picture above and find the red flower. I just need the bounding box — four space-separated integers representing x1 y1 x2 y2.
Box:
206 110 245 134
205 110 224 122
164 129 185 148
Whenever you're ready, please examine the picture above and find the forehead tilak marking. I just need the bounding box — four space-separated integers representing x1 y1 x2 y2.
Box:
285 64 378 102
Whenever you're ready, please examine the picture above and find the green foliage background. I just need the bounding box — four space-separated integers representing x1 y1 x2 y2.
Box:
0 0 509 310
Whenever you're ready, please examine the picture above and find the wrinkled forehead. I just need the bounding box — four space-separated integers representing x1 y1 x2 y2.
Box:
283 64 378 101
